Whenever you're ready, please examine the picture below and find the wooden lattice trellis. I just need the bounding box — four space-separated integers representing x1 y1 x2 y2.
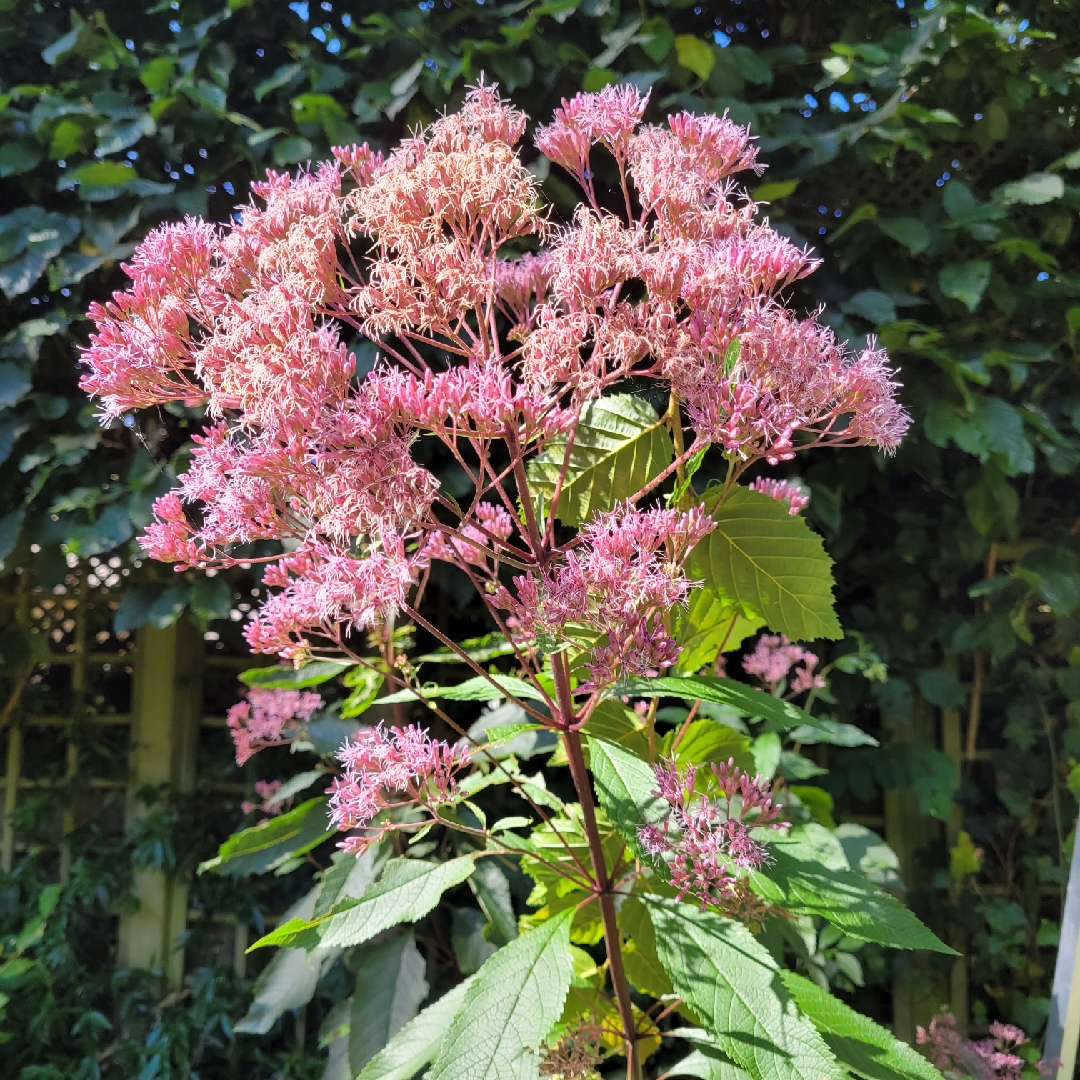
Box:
0 564 257 988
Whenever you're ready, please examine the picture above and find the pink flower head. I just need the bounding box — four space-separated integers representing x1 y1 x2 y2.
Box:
638 757 786 911
80 84 910 670
748 477 809 515
916 1011 1046 1080
535 84 650 187
424 501 516 570
742 633 824 695
328 725 472 855
496 504 715 690
227 687 323 765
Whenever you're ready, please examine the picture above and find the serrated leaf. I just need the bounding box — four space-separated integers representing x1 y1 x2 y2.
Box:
780 971 945 1080
751 843 955 953
621 896 673 998
239 660 352 689
669 1045 751 1080
645 896 845 1080
251 856 477 951
199 797 333 876
589 737 667 851
376 674 547 705
608 674 832 733
427 910 574 1080
316 843 389 918
357 977 476 1080
690 488 842 641
349 934 430 1075
527 394 673 525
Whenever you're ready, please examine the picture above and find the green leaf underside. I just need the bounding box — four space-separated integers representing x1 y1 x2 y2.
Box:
199 797 333 876
527 393 674 525
589 737 668 852
239 659 353 689
754 845 955 954
250 856 477 951
780 971 946 1080
375 674 547 705
427 909 574 1080
349 934 429 1075
356 976 476 1080
691 488 842 641
608 675 838 735
645 895 845 1080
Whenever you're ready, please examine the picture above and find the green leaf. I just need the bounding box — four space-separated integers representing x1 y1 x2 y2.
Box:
621 896 673 998
0 364 32 408
877 217 931 254
780 971 945 1080
668 1045 751 1080
235 887 341 1035
916 668 966 709
341 666 384 718
199 797 333 876
752 180 798 202
469 858 518 947
751 843 955 953
690 487 842 641
251 856 477 950
589 737 668 850
239 660 352 690
0 140 44 179
645 895 844 1080
350 934 430 1076
608 675 831 733
357 978 476 1080
675 34 716 80
674 590 765 673
265 770 325 807
527 394 673 526
0 508 25 566
427 910 574 1080
938 261 991 313
376 674 547 705
996 172 1065 206
273 136 313 165
840 290 897 326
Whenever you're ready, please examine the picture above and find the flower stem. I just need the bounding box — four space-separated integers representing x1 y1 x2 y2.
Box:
553 653 642 1080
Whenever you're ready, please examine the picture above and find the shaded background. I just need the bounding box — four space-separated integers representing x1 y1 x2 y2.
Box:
0 0 1078 1075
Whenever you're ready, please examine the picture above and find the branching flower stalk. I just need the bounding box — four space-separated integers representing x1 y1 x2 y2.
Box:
81 81 910 1077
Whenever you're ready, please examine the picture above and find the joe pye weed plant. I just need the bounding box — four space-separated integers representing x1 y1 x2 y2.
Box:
81 81 963 1080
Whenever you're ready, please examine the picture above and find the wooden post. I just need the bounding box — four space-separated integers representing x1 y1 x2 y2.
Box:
941 655 969 1034
118 618 203 988
885 698 948 1040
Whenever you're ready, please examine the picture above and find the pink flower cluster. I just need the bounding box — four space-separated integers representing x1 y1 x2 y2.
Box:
80 81 909 667
742 633 824 695
638 757 786 911
328 725 472 854
496 505 715 689
227 687 323 765
916 1011 1053 1080
748 476 809 515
